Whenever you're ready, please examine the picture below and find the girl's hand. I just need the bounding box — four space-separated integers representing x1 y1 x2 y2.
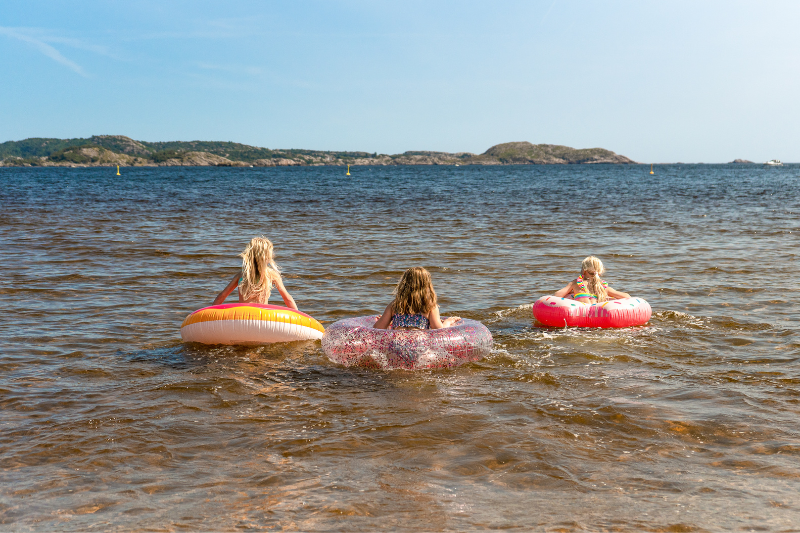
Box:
442 316 462 327
429 305 461 329
373 302 394 330
606 287 631 299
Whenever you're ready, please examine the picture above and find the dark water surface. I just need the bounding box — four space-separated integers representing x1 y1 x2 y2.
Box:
1 165 799 531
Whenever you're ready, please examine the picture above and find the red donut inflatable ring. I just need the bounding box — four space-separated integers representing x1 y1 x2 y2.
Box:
322 316 492 370
533 296 651 328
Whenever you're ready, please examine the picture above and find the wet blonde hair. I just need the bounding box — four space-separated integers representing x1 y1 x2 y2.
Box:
580 256 608 302
393 267 437 315
239 237 281 303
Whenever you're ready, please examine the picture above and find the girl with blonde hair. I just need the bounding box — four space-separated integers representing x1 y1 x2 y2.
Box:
554 256 630 303
373 267 461 330
213 237 298 310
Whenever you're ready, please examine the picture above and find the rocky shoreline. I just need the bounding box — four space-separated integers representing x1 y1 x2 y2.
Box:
0 136 637 167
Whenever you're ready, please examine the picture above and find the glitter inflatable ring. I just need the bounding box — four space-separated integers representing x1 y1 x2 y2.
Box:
181 303 324 345
322 316 493 370
533 296 651 328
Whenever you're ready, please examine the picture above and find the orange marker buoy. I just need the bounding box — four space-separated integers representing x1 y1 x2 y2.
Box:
649 164 654 175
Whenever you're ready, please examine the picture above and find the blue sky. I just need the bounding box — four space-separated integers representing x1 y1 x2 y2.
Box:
1 0 798 162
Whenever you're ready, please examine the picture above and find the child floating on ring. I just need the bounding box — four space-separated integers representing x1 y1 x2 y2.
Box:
373 267 461 330
213 236 298 310
554 256 630 303
534 256 650 328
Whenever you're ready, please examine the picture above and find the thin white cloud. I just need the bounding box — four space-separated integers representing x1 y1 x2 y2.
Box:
540 0 558 26
131 24 259 41
42 35 116 59
125 15 267 41
0 27 88 76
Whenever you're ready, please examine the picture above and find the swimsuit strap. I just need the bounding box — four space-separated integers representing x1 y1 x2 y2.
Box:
574 276 605 300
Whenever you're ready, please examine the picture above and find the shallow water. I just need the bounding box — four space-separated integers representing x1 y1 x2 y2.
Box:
1 164 799 531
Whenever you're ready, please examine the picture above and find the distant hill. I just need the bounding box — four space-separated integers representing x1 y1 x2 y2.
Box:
476 142 634 164
0 135 637 167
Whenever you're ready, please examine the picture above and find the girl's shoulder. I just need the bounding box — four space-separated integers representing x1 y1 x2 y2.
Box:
265 268 282 284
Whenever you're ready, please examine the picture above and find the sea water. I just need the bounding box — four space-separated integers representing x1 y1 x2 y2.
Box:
1 164 799 530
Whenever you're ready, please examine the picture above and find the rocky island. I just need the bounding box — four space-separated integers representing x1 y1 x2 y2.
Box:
0 136 637 167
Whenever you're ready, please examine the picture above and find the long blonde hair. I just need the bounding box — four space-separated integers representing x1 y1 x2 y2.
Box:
393 267 437 315
580 256 608 302
239 237 281 303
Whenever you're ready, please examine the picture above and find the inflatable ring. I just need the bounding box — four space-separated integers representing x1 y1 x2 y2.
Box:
322 316 493 370
533 296 651 328
181 303 324 345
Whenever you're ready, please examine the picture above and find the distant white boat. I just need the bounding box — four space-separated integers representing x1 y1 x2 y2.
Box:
764 159 783 166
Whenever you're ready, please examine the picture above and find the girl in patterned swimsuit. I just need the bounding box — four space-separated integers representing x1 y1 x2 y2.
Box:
373 267 461 330
213 236 298 310
554 256 630 303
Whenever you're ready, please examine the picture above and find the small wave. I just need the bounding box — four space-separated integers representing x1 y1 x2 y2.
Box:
708 316 774 333
486 345 553 370
290 269 404 281
654 310 711 329
654 310 775 334
700 266 758 274
489 303 534 321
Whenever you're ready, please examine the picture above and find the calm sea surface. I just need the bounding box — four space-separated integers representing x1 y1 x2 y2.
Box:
1 164 799 531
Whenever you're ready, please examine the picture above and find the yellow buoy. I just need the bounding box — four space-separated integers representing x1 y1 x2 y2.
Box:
346 164 350 176
649 164 654 175
116 165 121 176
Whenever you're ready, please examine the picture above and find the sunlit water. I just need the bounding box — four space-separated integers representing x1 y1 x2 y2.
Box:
1 164 799 531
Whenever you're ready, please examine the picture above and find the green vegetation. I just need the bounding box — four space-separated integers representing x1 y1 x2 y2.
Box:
49 144 98 164
2 156 46 166
480 142 631 164
0 135 450 166
89 135 150 156
141 140 277 162
0 136 635 167
402 151 473 159
151 149 187 163
0 137 90 159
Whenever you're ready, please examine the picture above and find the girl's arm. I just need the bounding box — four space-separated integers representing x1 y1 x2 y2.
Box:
606 287 631 299
429 305 461 329
274 275 299 311
554 281 575 298
373 302 394 329
213 273 240 305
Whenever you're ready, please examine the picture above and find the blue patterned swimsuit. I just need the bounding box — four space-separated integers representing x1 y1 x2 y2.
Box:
391 313 430 330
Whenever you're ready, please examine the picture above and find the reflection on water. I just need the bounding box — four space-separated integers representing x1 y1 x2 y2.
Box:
1 164 799 530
